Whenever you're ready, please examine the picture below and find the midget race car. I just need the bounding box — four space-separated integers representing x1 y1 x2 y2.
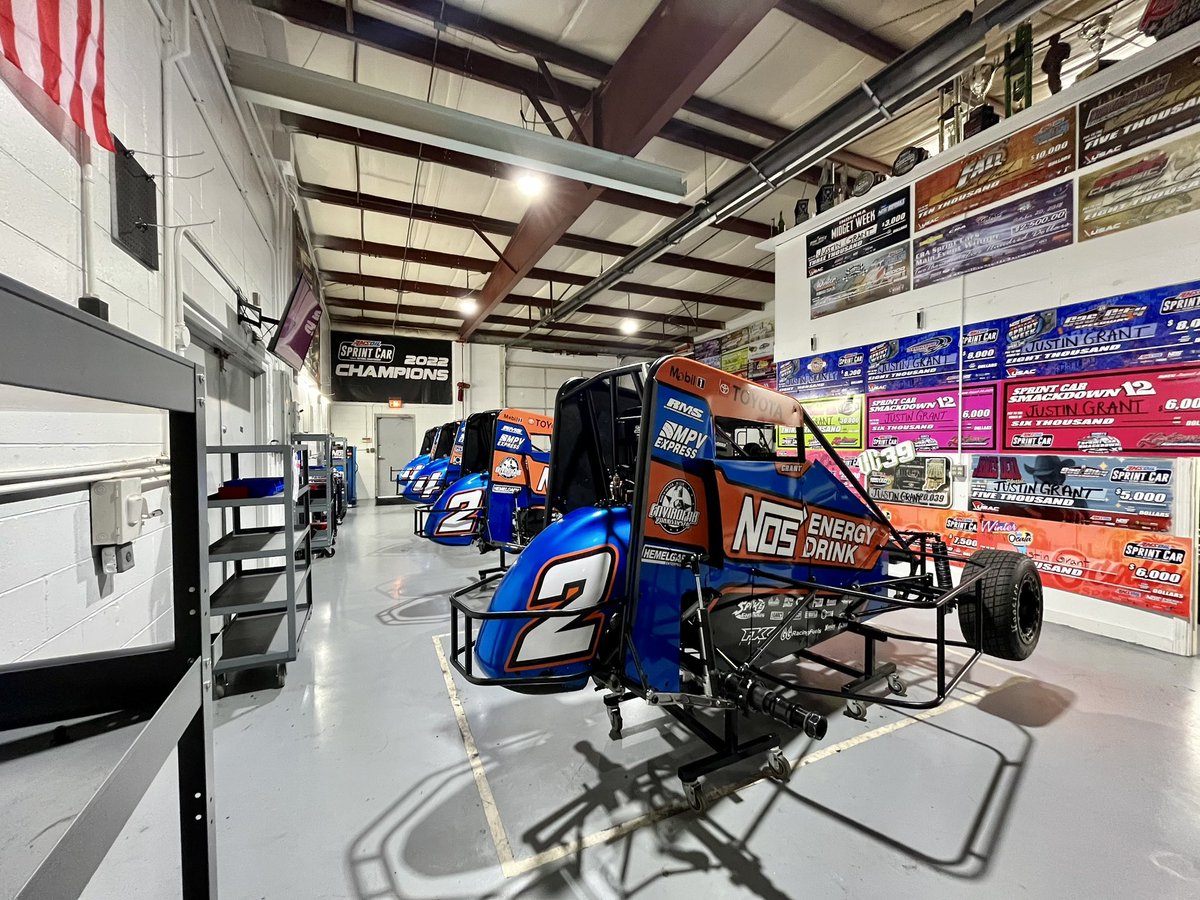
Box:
417 408 553 547
449 357 1044 810
393 425 440 496
402 419 463 503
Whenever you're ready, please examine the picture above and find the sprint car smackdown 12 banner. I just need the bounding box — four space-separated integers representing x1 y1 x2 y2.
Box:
330 331 453 404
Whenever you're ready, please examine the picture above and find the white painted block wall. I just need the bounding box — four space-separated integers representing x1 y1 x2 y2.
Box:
0 0 290 665
770 32 1200 655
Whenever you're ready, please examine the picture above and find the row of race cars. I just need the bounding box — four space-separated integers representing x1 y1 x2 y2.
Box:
394 357 1045 810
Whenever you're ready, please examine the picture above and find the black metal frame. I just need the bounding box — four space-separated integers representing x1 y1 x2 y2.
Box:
0 274 215 897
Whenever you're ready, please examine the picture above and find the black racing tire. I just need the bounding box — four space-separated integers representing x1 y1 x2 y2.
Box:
958 549 1043 661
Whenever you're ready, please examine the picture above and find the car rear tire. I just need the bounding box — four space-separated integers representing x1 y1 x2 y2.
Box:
958 549 1043 661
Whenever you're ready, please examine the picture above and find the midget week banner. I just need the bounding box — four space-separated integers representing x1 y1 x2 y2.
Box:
878 503 1191 619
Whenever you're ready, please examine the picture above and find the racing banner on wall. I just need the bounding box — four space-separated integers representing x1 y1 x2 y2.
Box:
1004 279 1200 378
330 331 453 403
969 453 1174 532
777 347 866 397
913 182 1074 289
1002 365 1200 455
914 109 1077 231
806 189 910 277
867 326 961 392
976 515 1191 618
1078 130 1200 241
866 456 952 508
962 319 1006 382
810 243 910 319
879 504 1191 618
1079 48 1200 167
799 395 865 450
866 384 997 452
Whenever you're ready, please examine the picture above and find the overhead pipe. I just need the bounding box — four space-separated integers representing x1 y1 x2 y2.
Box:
512 0 1052 344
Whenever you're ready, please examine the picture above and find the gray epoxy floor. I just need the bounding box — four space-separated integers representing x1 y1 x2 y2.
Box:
82 501 1200 898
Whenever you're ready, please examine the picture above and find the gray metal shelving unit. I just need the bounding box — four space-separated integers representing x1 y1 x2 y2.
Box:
294 432 336 557
1 274 216 897
207 443 313 696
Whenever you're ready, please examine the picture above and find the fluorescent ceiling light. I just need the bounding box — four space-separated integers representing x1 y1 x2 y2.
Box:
227 50 687 202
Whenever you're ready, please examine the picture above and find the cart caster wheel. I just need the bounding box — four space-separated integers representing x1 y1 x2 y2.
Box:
273 664 287 689
845 699 867 721
682 780 706 813
887 674 907 696
213 676 227 700
607 707 623 740
766 748 791 782
327 547 336 558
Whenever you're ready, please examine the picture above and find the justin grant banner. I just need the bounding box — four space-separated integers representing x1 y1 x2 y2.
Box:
1004 279 1200 378
1079 130 1200 241
867 384 997 452
806 189 910 277
969 453 1174 532
962 318 1006 382
867 327 961 392
866 456 952 508
913 182 1074 289
810 243 910 319
777 348 866 398
1079 48 1200 167
1002 365 1200 455
330 331 453 404
915 109 1076 231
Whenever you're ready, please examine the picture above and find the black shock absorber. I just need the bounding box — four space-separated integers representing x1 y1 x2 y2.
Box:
715 671 828 740
932 538 953 591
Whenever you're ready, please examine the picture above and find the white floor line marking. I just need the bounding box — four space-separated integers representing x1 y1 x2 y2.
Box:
432 634 519 875
434 634 997 879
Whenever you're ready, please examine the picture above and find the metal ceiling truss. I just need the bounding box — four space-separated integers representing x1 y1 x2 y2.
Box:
515 0 1056 347
254 0 885 173
281 112 770 239
775 0 904 63
373 0 889 173
313 235 770 289
326 314 675 358
459 0 780 338
301 186 767 311
324 268 762 313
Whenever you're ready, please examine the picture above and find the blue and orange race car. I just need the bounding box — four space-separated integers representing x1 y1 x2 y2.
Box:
449 357 1044 810
393 425 440 497
402 420 463 503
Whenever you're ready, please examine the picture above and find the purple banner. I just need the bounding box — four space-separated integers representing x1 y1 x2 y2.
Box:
913 182 1074 289
867 384 998 452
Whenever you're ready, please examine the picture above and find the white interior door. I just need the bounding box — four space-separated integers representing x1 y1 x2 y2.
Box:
376 415 416 498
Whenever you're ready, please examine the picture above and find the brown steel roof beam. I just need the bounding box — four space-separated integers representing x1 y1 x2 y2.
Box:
460 0 778 338
775 1 904 64
282 114 769 238
302 186 774 295
315 235 771 295
376 0 887 173
256 0 774 168
327 314 674 357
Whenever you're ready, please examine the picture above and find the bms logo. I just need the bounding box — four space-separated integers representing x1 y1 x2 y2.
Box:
732 496 808 558
648 479 700 535
339 340 395 363
495 456 521 479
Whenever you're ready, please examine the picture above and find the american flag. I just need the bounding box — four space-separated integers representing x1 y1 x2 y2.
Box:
0 0 114 151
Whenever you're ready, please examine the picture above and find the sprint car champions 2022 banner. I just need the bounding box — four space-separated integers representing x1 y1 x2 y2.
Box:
330 331 453 404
